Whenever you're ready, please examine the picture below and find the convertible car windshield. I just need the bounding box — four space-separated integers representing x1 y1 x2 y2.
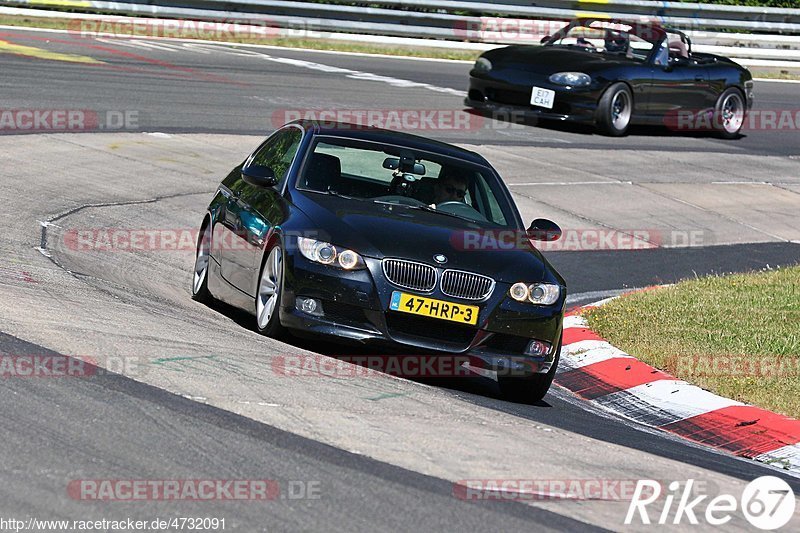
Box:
297 136 515 227
547 21 658 62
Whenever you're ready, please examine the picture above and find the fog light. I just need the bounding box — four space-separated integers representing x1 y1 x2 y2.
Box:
524 340 551 357
296 297 323 317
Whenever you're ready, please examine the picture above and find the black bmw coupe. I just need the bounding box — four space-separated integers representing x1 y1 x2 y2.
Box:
465 18 754 137
191 120 566 402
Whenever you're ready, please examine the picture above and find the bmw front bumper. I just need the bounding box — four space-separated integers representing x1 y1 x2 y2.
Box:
279 253 565 376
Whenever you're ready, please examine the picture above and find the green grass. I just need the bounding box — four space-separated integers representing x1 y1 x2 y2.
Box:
748 70 800 81
585 266 800 419
0 15 482 61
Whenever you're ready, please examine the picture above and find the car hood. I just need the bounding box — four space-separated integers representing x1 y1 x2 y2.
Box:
483 45 641 76
293 192 552 283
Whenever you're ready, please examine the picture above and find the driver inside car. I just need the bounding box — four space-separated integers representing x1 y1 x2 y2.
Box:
431 172 469 205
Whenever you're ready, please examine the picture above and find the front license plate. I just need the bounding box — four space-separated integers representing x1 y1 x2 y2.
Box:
530 86 555 109
389 291 479 325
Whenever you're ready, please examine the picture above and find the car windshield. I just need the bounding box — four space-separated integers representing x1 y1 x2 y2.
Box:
547 21 659 63
297 136 515 228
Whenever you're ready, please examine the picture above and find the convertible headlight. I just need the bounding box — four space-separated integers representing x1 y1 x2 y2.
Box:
548 72 591 87
297 237 365 270
509 282 560 305
473 57 492 73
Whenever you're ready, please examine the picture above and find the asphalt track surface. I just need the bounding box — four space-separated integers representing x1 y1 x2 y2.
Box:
1 27 800 531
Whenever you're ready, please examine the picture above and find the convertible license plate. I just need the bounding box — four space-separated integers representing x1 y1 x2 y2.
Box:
530 86 555 109
389 291 478 325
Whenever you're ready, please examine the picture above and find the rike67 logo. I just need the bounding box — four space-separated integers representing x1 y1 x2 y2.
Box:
626 476 796 530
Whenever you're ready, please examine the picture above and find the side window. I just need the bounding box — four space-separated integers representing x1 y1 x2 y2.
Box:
653 40 669 67
250 127 303 189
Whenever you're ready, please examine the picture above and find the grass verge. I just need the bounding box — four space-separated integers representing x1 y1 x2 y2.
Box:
585 266 800 419
0 14 483 61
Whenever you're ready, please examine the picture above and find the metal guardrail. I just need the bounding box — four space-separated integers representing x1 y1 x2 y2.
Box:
5 0 800 34
3 0 800 62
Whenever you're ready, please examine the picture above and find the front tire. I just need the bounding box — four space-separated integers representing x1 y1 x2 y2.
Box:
256 245 286 338
498 339 561 404
191 222 212 303
596 82 633 136
713 88 745 139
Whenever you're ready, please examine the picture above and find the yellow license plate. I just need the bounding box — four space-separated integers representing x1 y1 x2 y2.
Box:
389 291 479 325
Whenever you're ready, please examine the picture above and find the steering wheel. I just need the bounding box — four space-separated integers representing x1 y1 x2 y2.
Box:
436 201 489 222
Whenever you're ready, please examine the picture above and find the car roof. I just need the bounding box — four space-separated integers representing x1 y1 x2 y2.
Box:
288 119 490 166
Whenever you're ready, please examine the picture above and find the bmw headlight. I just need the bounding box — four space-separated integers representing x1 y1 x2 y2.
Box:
548 72 591 87
297 237 365 270
473 57 492 73
509 282 560 305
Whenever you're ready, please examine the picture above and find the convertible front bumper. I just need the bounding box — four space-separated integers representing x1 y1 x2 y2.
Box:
465 76 599 124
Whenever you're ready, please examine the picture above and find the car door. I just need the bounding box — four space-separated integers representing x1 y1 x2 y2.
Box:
220 126 304 295
647 38 713 119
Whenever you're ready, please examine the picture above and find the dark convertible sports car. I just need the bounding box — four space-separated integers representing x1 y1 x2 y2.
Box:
191 120 566 402
465 18 754 137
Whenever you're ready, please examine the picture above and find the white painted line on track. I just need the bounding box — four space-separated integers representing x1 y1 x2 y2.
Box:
566 289 627 305
256 54 466 96
96 38 184 52
755 78 800 84
0 23 475 64
510 181 633 186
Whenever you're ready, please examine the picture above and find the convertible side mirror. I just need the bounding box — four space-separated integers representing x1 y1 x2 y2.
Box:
241 164 277 188
527 218 562 241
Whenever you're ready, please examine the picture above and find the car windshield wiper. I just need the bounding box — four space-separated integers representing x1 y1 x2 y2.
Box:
308 189 362 201
403 203 479 224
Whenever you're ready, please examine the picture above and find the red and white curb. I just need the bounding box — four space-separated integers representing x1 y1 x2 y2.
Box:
554 310 800 475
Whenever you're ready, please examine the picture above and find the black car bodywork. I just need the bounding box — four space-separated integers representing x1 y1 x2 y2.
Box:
191 120 567 401
465 18 754 137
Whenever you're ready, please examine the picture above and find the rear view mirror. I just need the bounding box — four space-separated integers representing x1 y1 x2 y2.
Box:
527 218 562 241
241 164 277 188
383 157 426 175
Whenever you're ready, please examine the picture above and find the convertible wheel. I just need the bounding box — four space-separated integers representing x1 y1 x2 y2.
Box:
191 222 212 302
596 82 632 136
714 88 745 139
256 245 286 337
497 339 561 404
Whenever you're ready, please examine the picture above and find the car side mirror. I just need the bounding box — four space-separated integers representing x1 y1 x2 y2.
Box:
540 35 551 44
241 164 277 188
527 218 562 241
